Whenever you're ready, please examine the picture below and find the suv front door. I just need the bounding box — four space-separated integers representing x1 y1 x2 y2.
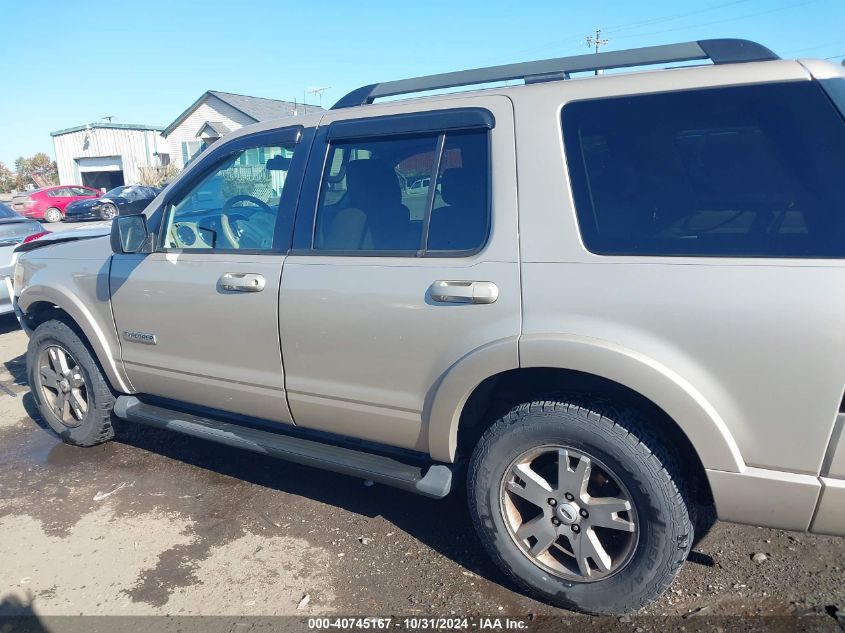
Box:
280 98 519 453
110 126 311 423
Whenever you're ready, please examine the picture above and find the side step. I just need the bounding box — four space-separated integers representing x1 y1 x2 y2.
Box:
113 396 455 498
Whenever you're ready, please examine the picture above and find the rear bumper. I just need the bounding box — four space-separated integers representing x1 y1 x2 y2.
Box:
707 466 845 537
812 478 845 536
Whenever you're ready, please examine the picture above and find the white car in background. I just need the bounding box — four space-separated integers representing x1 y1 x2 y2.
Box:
0 202 47 315
4 218 111 318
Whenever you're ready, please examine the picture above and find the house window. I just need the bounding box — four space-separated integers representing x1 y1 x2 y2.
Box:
181 141 206 165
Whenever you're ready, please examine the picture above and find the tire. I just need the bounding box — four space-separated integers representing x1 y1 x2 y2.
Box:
467 398 693 615
43 207 63 223
26 319 115 447
99 203 117 221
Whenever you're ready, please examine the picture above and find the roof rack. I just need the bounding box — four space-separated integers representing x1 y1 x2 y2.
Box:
332 38 779 109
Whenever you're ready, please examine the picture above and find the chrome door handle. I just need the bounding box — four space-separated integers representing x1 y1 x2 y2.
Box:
429 280 499 304
219 272 265 292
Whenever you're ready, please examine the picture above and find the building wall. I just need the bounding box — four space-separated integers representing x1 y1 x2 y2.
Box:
53 128 169 186
165 95 256 169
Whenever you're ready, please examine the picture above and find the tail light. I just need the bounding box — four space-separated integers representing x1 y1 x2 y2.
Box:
23 198 37 208
21 231 51 244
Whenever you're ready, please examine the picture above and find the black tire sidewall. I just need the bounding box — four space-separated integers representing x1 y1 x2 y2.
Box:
469 404 691 614
27 320 113 445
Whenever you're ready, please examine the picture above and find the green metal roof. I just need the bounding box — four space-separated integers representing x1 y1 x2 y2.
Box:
50 122 165 137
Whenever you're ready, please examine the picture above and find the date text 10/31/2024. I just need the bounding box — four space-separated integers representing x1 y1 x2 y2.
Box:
307 617 530 630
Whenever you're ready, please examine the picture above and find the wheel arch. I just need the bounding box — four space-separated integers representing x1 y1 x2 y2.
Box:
19 290 133 393
427 333 744 476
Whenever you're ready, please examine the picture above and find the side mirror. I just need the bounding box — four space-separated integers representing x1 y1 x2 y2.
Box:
111 214 152 254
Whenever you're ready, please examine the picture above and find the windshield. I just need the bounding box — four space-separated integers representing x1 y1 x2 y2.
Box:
0 202 19 219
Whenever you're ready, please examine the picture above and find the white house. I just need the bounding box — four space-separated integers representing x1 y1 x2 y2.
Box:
162 91 323 169
51 123 169 190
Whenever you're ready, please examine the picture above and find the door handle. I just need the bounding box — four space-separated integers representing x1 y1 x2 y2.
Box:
219 272 265 293
429 280 499 304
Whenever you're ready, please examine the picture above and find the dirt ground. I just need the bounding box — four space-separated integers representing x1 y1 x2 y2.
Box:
0 313 843 632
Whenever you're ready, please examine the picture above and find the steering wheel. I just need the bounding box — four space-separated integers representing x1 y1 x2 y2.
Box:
220 195 274 248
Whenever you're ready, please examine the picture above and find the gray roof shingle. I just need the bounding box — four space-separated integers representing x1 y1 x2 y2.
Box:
210 91 323 120
162 91 323 137
196 121 232 138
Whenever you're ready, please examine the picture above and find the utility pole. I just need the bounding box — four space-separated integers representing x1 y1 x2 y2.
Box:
587 29 609 75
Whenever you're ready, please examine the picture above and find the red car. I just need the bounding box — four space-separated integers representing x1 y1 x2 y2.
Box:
11 185 102 223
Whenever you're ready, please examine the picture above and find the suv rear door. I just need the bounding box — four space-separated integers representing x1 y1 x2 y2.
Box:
279 97 519 453
109 125 312 422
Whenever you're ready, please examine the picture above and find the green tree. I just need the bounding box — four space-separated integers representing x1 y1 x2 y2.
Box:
14 153 59 189
0 162 14 193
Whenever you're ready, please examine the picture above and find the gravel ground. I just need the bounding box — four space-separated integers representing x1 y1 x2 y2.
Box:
0 313 843 632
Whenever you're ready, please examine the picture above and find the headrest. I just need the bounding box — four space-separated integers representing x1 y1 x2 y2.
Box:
345 159 401 207
440 168 476 207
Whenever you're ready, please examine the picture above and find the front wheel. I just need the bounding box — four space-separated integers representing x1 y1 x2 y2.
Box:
99 203 117 220
467 399 693 615
43 207 63 223
27 319 115 446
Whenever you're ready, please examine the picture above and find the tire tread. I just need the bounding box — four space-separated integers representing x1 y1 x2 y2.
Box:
467 396 694 615
27 319 115 447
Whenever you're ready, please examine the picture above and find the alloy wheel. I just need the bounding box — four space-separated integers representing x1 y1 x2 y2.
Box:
500 445 639 582
35 345 89 427
101 204 117 220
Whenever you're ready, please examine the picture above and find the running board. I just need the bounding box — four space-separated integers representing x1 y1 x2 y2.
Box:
113 396 455 499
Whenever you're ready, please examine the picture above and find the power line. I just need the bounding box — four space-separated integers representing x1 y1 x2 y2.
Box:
603 0 755 34
785 41 845 55
466 0 765 67
611 0 820 42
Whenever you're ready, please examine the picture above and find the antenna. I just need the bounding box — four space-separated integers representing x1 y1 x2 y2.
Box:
305 86 331 106
101 115 115 123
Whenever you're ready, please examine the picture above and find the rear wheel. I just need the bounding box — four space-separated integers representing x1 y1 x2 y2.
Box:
467 398 693 614
44 207 62 223
27 319 115 446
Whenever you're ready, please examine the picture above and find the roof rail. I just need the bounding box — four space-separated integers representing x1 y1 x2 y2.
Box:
332 38 779 110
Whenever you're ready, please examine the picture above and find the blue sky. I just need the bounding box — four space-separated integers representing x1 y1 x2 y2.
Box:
0 0 843 169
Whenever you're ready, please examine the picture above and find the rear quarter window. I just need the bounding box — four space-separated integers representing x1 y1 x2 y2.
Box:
562 81 845 258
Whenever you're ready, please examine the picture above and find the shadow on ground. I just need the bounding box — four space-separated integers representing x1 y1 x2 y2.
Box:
2 342 718 615
0 313 22 337
2 356 522 612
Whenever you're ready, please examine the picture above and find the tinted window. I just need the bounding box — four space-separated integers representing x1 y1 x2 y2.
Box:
822 78 845 117
563 81 845 257
69 187 95 196
313 129 489 254
162 141 296 250
427 131 489 251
